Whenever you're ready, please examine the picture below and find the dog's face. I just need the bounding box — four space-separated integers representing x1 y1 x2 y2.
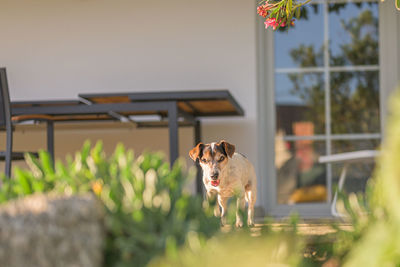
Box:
189 140 235 187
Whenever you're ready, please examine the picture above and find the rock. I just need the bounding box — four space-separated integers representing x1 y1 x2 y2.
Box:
0 193 105 267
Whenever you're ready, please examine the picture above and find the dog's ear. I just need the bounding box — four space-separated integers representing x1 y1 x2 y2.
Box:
189 142 204 161
219 140 235 158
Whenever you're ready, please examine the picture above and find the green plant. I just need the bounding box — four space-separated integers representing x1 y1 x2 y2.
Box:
257 0 311 30
149 227 303 267
257 0 399 31
339 88 400 266
320 88 400 266
0 141 220 267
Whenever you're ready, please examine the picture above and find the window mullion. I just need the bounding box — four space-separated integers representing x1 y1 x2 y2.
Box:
324 1 332 202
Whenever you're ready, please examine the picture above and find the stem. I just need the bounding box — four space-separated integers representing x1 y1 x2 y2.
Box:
292 0 313 10
258 0 284 6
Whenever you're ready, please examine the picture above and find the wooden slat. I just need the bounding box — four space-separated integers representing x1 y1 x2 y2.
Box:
177 102 194 113
188 100 236 114
12 114 54 122
87 96 131 104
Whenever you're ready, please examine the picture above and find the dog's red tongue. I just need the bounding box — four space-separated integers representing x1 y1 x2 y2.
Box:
211 180 220 187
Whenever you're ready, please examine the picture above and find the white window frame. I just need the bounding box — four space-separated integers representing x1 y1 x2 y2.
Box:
256 0 400 217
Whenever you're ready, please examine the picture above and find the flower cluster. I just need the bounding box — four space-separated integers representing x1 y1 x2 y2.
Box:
264 17 295 30
256 3 275 18
257 0 302 30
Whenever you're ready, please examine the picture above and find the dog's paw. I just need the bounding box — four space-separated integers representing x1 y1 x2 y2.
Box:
221 216 227 226
235 220 243 228
214 207 221 217
247 220 255 227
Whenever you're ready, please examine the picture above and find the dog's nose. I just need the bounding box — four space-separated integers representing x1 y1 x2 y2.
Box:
210 173 219 180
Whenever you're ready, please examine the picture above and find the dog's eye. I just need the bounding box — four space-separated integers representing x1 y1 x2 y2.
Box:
201 158 208 163
218 156 225 162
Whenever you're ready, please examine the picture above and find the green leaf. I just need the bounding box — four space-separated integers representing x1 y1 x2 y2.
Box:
81 140 92 161
39 150 54 176
295 7 301 19
286 0 292 19
396 0 400 11
24 152 44 178
14 169 32 195
32 179 45 193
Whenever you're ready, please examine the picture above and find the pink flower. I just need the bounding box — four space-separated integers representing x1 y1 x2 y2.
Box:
257 3 274 18
264 18 295 30
264 18 279 30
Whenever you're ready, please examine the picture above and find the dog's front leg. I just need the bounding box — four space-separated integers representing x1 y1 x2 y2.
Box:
235 194 245 228
217 195 229 226
207 191 220 217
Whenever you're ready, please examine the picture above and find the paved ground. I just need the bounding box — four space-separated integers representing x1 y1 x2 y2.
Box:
222 218 352 236
253 217 353 236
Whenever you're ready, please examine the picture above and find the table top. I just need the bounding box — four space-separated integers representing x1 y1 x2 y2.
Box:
79 90 244 117
11 90 244 125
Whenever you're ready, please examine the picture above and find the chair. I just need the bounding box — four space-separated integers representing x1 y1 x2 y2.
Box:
318 150 379 217
0 68 49 177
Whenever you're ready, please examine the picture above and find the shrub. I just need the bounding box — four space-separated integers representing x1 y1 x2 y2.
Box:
0 141 220 267
149 224 303 267
326 88 400 266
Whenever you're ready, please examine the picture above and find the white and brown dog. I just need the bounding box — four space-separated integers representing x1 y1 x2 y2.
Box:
189 140 257 227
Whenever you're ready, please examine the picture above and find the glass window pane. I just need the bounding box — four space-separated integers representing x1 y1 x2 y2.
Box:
276 140 327 204
329 2 379 66
330 71 380 134
276 73 325 135
275 5 324 68
331 139 379 194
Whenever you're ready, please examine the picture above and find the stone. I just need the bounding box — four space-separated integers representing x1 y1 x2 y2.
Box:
0 193 105 267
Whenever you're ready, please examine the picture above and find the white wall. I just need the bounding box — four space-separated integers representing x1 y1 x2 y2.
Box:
0 0 260 200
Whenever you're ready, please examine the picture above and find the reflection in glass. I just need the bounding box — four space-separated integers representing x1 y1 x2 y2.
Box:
276 139 326 204
275 4 324 68
275 73 325 135
331 140 379 194
329 2 379 66
272 0 381 208
331 71 380 134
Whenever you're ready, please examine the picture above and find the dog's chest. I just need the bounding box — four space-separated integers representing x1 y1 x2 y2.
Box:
206 177 244 197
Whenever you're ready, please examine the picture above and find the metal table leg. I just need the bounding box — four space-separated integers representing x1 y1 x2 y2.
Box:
46 121 55 167
194 120 203 195
168 102 179 167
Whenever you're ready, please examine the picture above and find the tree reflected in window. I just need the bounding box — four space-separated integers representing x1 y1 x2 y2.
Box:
274 2 380 205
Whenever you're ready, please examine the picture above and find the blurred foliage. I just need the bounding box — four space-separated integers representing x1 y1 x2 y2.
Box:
149 221 303 267
0 142 220 267
339 88 400 266
325 88 400 266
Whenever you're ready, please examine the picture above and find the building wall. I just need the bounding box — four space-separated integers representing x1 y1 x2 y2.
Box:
0 0 259 197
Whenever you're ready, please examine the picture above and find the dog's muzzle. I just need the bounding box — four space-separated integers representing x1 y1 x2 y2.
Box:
210 173 220 187
210 173 219 180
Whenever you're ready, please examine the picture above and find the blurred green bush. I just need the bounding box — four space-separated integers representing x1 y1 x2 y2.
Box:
0 142 220 267
328 88 400 266
149 230 303 267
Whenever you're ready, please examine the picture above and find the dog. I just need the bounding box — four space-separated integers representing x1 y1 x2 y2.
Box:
189 140 257 227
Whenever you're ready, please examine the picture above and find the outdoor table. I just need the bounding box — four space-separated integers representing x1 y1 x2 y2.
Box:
11 90 244 193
